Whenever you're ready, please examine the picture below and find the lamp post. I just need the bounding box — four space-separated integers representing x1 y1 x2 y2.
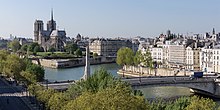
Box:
45 79 48 89
122 65 125 78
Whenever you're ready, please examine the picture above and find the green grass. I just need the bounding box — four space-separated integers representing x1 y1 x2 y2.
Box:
37 52 67 56
36 52 83 59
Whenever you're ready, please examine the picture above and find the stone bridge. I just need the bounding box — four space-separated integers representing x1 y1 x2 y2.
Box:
124 76 220 98
39 76 220 97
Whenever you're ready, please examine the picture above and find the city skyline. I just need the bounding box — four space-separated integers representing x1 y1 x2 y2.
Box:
1 0 220 38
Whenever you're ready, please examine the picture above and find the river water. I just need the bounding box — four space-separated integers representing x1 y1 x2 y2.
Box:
45 63 120 82
44 63 195 99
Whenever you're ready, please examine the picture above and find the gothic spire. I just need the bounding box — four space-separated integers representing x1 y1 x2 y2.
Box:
213 28 215 35
51 8 53 21
50 8 55 31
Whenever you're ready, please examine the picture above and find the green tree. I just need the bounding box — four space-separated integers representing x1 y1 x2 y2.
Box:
36 88 57 109
142 49 153 68
116 47 134 66
26 63 45 82
134 50 144 66
149 99 167 110
20 71 37 85
66 68 131 101
65 43 78 54
20 44 28 52
186 96 216 110
8 40 21 52
0 50 9 74
136 49 154 75
165 97 190 110
3 54 26 80
0 40 8 49
63 87 148 110
28 42 39 52
75 48 82 57
27 84 44 96
93 52 98 58
48 47 56 53
33 45 41 53
48 93 69 110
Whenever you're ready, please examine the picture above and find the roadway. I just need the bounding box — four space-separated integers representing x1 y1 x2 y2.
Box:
0 78 30 110
123 76 217 86
41 76 218 90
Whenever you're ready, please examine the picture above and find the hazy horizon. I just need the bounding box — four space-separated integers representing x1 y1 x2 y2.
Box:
1 0 220 39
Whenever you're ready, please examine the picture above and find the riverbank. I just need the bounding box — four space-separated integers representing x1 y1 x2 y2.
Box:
32 56 116 68
117 65 192 77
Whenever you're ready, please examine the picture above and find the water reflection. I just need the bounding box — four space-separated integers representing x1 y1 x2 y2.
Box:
139 86 193 99
44 63 120 82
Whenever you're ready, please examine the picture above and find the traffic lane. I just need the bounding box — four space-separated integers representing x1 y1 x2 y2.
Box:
123 77 190 82
0 96 30 110
123 76 215 82
124 77 215 84
0 78 30 110
0 78 7 86
0 87 15 94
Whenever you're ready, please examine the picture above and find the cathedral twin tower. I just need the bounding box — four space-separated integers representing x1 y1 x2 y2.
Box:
34 10 66 51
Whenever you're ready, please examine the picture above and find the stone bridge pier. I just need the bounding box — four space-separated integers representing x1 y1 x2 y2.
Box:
187 80 220 98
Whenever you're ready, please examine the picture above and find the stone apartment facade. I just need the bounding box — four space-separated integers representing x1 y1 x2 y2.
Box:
89 38 133 56
150 47 163 63
185 42 202 71
167 44 186 68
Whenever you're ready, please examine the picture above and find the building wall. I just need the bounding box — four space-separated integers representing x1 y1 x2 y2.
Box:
89 39 132 56
150 47 163 63
186 47 193 70
213 49 220 73
34 20 44 42
168 45 185 67
193 48 201 71
200 48 213 72
186 47 200 71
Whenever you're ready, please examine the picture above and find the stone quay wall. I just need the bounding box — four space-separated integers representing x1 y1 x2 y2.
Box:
32 56 116 68
118 65 192 77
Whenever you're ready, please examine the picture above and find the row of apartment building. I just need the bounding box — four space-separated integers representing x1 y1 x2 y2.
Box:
145 36 220 73
89 38 139 56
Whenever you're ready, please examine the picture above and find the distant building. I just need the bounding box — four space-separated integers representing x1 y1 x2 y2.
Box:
150 47 163 63
200 44 214 73
168 44 185 68
0 39 9 49
15 37 33 45
167 30 171 37
212 45 220 73
185 41 203 71
89 38 132 56
34 10 67 51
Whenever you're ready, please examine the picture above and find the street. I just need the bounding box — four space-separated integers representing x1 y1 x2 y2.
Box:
123 76 216 85
0 78 30 110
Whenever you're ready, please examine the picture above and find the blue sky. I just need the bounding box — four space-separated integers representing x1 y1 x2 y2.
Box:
0 0 220 38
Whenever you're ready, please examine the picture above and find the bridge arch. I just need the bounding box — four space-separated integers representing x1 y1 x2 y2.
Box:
130 79 216 97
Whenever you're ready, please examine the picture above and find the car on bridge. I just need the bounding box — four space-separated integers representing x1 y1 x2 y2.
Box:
190 72 203 80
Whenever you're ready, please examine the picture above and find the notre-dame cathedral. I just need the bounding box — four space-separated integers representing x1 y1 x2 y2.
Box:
34 10 67 51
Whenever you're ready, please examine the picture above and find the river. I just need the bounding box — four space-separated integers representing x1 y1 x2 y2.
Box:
44 63 195 100
45 63 120 82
